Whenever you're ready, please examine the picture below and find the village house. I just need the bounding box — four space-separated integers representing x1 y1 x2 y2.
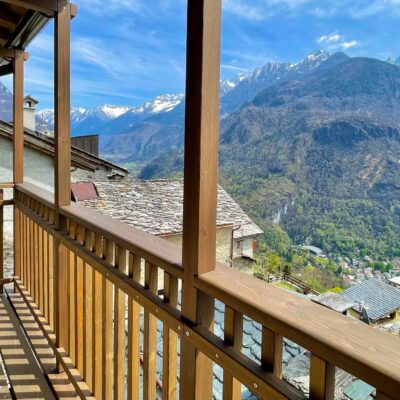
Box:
340 278 400 325
71 179 262 266
311 292 355 316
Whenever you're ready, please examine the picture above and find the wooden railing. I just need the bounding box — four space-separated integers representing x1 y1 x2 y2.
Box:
10 182 400 400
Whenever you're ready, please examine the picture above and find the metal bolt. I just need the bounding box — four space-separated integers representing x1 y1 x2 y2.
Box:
215 354 219 359
155 308 158 313
185 331 190 337
178 325 181 331
254 383 258 389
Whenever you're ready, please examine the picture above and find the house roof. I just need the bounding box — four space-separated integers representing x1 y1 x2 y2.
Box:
340 279 400 322
24 95 39 106
79 179 263 237
300 245 324 255
0 120 127 175
312 292 355 313
233 221 263 239
389 276 400 286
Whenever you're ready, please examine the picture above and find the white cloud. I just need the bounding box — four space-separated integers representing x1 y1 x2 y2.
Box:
317 32 343 44
316 31 360 52
222 0 311 20
342 40 359 50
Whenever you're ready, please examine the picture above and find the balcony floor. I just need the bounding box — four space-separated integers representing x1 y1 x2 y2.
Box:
0 285 83 399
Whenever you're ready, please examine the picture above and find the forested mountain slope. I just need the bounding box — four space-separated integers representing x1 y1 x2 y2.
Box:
140 57 400 258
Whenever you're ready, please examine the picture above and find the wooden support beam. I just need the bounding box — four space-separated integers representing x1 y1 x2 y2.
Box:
180 0 222 399
0 0 59 15
54 3 71 209
13 50 24 282
0 49 29 60
13 51 24 184
54 2 71 364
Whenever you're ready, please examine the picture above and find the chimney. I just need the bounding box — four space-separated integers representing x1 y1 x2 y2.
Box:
23 95 39 131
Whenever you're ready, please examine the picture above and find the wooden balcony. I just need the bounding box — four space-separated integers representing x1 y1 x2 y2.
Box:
0 181 399 400
0 1 400 399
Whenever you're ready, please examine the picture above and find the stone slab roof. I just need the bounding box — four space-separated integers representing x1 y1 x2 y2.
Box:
79 179 263 237
340 278 400 322
312 292 355 313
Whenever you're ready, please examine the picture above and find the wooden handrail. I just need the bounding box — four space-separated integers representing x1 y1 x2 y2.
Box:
196 264 400 398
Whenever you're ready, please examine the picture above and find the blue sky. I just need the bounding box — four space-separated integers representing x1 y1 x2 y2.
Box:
2 0 400 109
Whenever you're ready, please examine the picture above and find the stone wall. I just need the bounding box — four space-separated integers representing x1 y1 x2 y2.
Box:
233 236 256 259
162 226 233 265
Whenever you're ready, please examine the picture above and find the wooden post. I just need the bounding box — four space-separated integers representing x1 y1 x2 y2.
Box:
13 52 24 184
54 2 71 358
13 51 24 280
180 0 222 399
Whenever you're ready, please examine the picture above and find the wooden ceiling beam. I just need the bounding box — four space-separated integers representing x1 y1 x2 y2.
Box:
0 0 59 15
0 48 29 60
0 7 22 26
0 26 11 40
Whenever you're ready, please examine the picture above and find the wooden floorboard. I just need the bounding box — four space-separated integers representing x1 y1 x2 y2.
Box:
0 287 85 399
0 292 55 399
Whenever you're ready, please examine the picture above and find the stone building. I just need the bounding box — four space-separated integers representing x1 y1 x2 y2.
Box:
0 121 262 268
75 179 262 265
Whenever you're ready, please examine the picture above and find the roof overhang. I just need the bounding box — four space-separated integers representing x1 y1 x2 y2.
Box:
0 1 77 68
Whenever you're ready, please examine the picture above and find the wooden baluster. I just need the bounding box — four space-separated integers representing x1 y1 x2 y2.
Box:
163 272 179 400
309 355 335 400
127 254 141 400
21 211 25 284
69 221 77 364
114 246 127 400
0 190 3 294
261 327 283 379
34 217 39 303
38 212 43 313
30 210 34 298
93 234 104 398
14 206 21 280
103 239 114 399
76 225 85 373
223 307 243 400
143 262 158 400
48 215 55 331
84 230 94 392
43 207 49 322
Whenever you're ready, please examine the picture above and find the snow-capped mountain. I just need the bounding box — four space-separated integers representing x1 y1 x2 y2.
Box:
37 49 333 137
37 94 184 136
0 82 13 122
220 73 248 96
386 56 400 66
220 49 347 114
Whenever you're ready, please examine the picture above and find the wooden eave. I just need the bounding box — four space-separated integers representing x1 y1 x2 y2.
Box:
0 1 51 66
0 121 128 174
